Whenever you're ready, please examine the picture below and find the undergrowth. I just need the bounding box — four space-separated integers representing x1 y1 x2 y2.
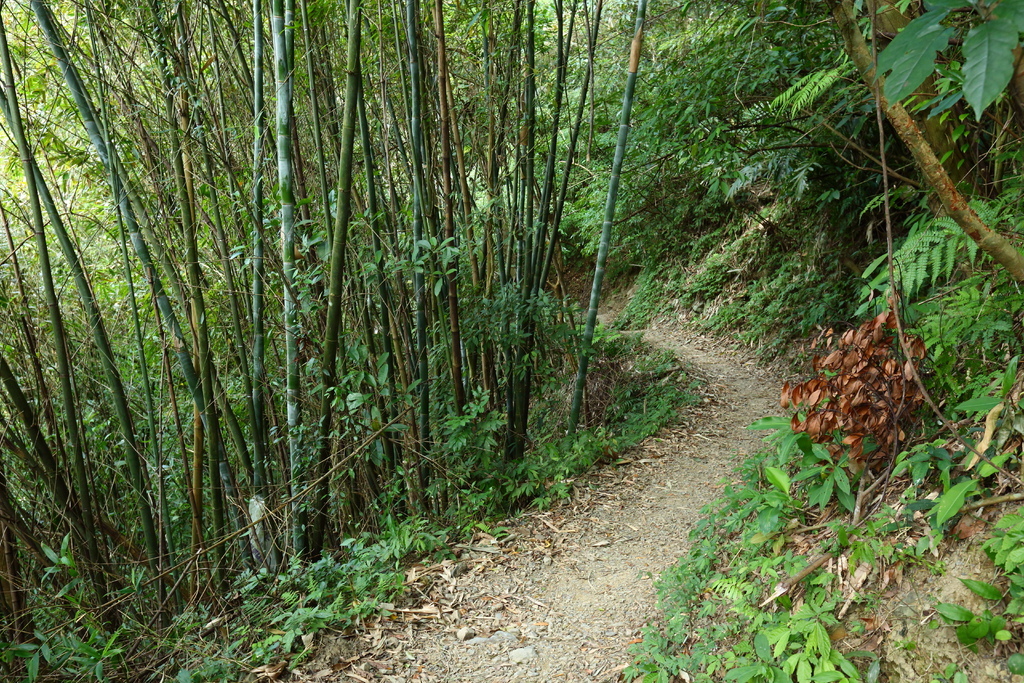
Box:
617 202 860 357
627 286 1024 682
31 332 698 682
626 411 1024 682
625 421 888 683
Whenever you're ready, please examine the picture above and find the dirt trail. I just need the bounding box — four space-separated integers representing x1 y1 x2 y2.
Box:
299 321 783 682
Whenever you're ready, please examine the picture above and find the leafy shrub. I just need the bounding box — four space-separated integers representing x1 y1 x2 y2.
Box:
983 506 1024 617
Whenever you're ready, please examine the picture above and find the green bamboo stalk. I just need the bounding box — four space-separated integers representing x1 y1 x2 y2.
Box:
0 15 107 573
299 0 333 247
314 0 363 551
531 0 575 296
568 0 647 434
212 0 255 93
272 0 305 556
31 0 206 427
0 349 82 546
252 0 269 498
433 0 467 413
541 0 601 288
85 0 167 573
200 9 258 487
147 0 228 576
405 0 431 454
358 75 401 474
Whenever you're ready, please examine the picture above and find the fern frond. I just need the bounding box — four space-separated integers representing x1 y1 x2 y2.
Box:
771 60 854 115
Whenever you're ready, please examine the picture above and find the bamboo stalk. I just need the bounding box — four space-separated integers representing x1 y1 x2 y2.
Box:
272 0 306 556
569 0 647 434
0 15 110 577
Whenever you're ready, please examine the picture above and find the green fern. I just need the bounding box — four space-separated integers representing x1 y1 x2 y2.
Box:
771 60 854 115
708 575 760 612
860 200 993 305
894 226 959 297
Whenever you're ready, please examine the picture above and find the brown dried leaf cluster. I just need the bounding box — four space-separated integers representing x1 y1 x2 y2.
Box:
781 311 926 472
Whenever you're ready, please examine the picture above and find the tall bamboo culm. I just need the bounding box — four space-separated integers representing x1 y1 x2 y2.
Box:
568 0 648 434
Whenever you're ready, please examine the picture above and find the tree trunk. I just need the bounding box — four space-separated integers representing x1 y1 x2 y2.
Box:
828 0 1024 282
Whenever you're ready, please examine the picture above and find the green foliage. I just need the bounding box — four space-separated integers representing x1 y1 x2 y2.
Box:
625 421 880 682
792 442 856 514
617 200 860 357
931 662 971 683
877 10 955 104
930 480 978 527
856 201 1024 405
961 16 1019 118
771 61 855 117
875 0 1024 117
858 207 984 309
150 534 410 678
1 537 129 683
892 440 955 486
510 330 699 510
617 265 686 329
983 506 1024 615
573 0 870 271
933 585 1013 653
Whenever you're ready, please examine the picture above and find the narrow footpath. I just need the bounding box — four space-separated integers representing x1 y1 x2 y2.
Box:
297 322 783 682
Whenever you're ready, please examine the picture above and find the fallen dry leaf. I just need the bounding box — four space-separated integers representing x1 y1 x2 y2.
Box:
251 661 288 681
952 514 986 539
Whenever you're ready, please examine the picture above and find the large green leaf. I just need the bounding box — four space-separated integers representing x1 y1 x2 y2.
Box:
960 578 1003 601
810 673 845 682
953 395 1002 413
754 632 772 661
764 467 791 496
748 416 791 430
932 479 978 527
725 664 764 682
936 602 975 622
993 0 1024 32
963 17 1019 118
878 12 953 103
1002 355 1020 397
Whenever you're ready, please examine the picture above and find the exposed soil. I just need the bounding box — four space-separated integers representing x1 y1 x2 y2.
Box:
290 314 784 682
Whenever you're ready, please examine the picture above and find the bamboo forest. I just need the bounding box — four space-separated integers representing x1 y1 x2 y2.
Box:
4 0 1024 679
